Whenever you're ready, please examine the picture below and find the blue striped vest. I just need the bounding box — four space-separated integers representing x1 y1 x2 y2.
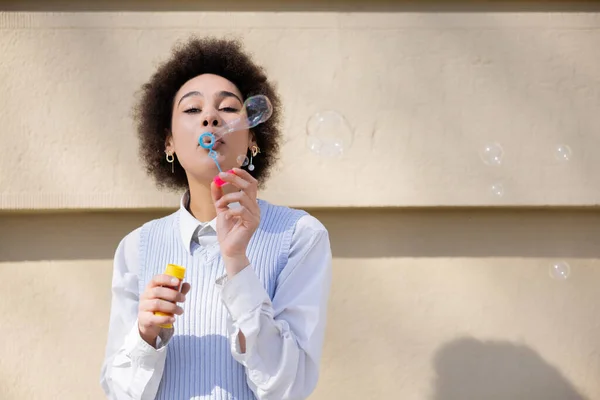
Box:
138 199 306 400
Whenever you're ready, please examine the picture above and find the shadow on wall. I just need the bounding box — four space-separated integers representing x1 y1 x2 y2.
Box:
432 337 587 400
2 208 600 261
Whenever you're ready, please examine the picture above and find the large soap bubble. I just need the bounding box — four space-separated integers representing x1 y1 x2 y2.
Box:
306 110 353 158
196 95 273 186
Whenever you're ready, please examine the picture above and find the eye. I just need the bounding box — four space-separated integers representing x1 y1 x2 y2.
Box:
219 107 239 113
184 107 201 114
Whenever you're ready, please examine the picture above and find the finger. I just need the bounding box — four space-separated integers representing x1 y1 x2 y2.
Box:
231 168 258 185
142 298 184 315
217 170 257 195
217 171 250 190
180 282 191 296
225 207 258 224
147 274 181 290
150 314 176 326
140 312 175 328
215 191 245 207
148 286 186 303
215 191 258 215
211 181 227 213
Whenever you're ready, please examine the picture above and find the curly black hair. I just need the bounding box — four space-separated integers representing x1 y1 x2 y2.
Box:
133 36 282 190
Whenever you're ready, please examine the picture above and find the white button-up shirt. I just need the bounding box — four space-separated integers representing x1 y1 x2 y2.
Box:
100 194 332 399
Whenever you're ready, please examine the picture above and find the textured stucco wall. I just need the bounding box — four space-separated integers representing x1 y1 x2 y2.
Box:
1 7 600 400
1 11 599 208
1 209 600 399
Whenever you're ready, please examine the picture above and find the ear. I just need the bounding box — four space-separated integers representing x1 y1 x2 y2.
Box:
248 130 257 148
165 130 175 153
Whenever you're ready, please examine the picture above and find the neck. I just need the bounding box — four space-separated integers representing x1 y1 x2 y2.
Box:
187 177 238 222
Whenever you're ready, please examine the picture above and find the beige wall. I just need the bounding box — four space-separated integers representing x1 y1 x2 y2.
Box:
1 209 599 399
1 10 600 208
1 4 600 400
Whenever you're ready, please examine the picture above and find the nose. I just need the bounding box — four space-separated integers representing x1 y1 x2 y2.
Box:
202 113 220 128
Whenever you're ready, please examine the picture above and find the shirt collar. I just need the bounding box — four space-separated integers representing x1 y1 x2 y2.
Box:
179 190 217 252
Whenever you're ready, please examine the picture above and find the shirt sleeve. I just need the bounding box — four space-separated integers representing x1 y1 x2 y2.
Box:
99 228 170 400
218 215 333 400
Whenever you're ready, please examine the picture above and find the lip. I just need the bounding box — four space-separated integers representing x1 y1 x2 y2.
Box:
210 138 224 150
198 132 225 150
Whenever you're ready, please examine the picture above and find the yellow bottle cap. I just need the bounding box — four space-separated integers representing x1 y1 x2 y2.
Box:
164 264 186 280
155 264 186 329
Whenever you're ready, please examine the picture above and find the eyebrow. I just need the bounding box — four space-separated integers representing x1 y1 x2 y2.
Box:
177 90 242 106
217 91 243 104
177 91 202 106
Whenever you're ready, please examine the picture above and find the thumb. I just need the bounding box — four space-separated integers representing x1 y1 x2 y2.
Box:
180 282 191 296
211 181 226 213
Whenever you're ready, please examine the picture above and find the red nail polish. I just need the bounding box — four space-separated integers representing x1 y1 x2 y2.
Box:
213 175 227 187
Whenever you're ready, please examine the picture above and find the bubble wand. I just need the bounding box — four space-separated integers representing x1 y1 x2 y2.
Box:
197 95 273 187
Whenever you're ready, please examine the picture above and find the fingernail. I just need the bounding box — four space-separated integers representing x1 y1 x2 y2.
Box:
170 317 176 322
213 176 227 187
171 278 179 285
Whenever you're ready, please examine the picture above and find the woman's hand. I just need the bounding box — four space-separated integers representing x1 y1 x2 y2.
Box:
138 274 191 347
211 168 261 276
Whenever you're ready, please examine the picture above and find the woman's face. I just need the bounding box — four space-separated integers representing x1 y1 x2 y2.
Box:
167 73 254 184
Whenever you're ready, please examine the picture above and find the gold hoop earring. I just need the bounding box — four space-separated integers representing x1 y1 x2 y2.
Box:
248 145 260 171
165 151 175 173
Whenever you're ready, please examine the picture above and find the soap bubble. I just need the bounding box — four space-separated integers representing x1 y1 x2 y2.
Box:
480 143 504 166
490 183 505 197
236 154 249 167
203 95 273 184
306 110 353 157
236 153 256 171
200 95 273 148
555 144 572 162
244 95 273 128
549 261 571 280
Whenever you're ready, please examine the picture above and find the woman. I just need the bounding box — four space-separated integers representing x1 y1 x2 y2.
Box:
100 36 332 400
